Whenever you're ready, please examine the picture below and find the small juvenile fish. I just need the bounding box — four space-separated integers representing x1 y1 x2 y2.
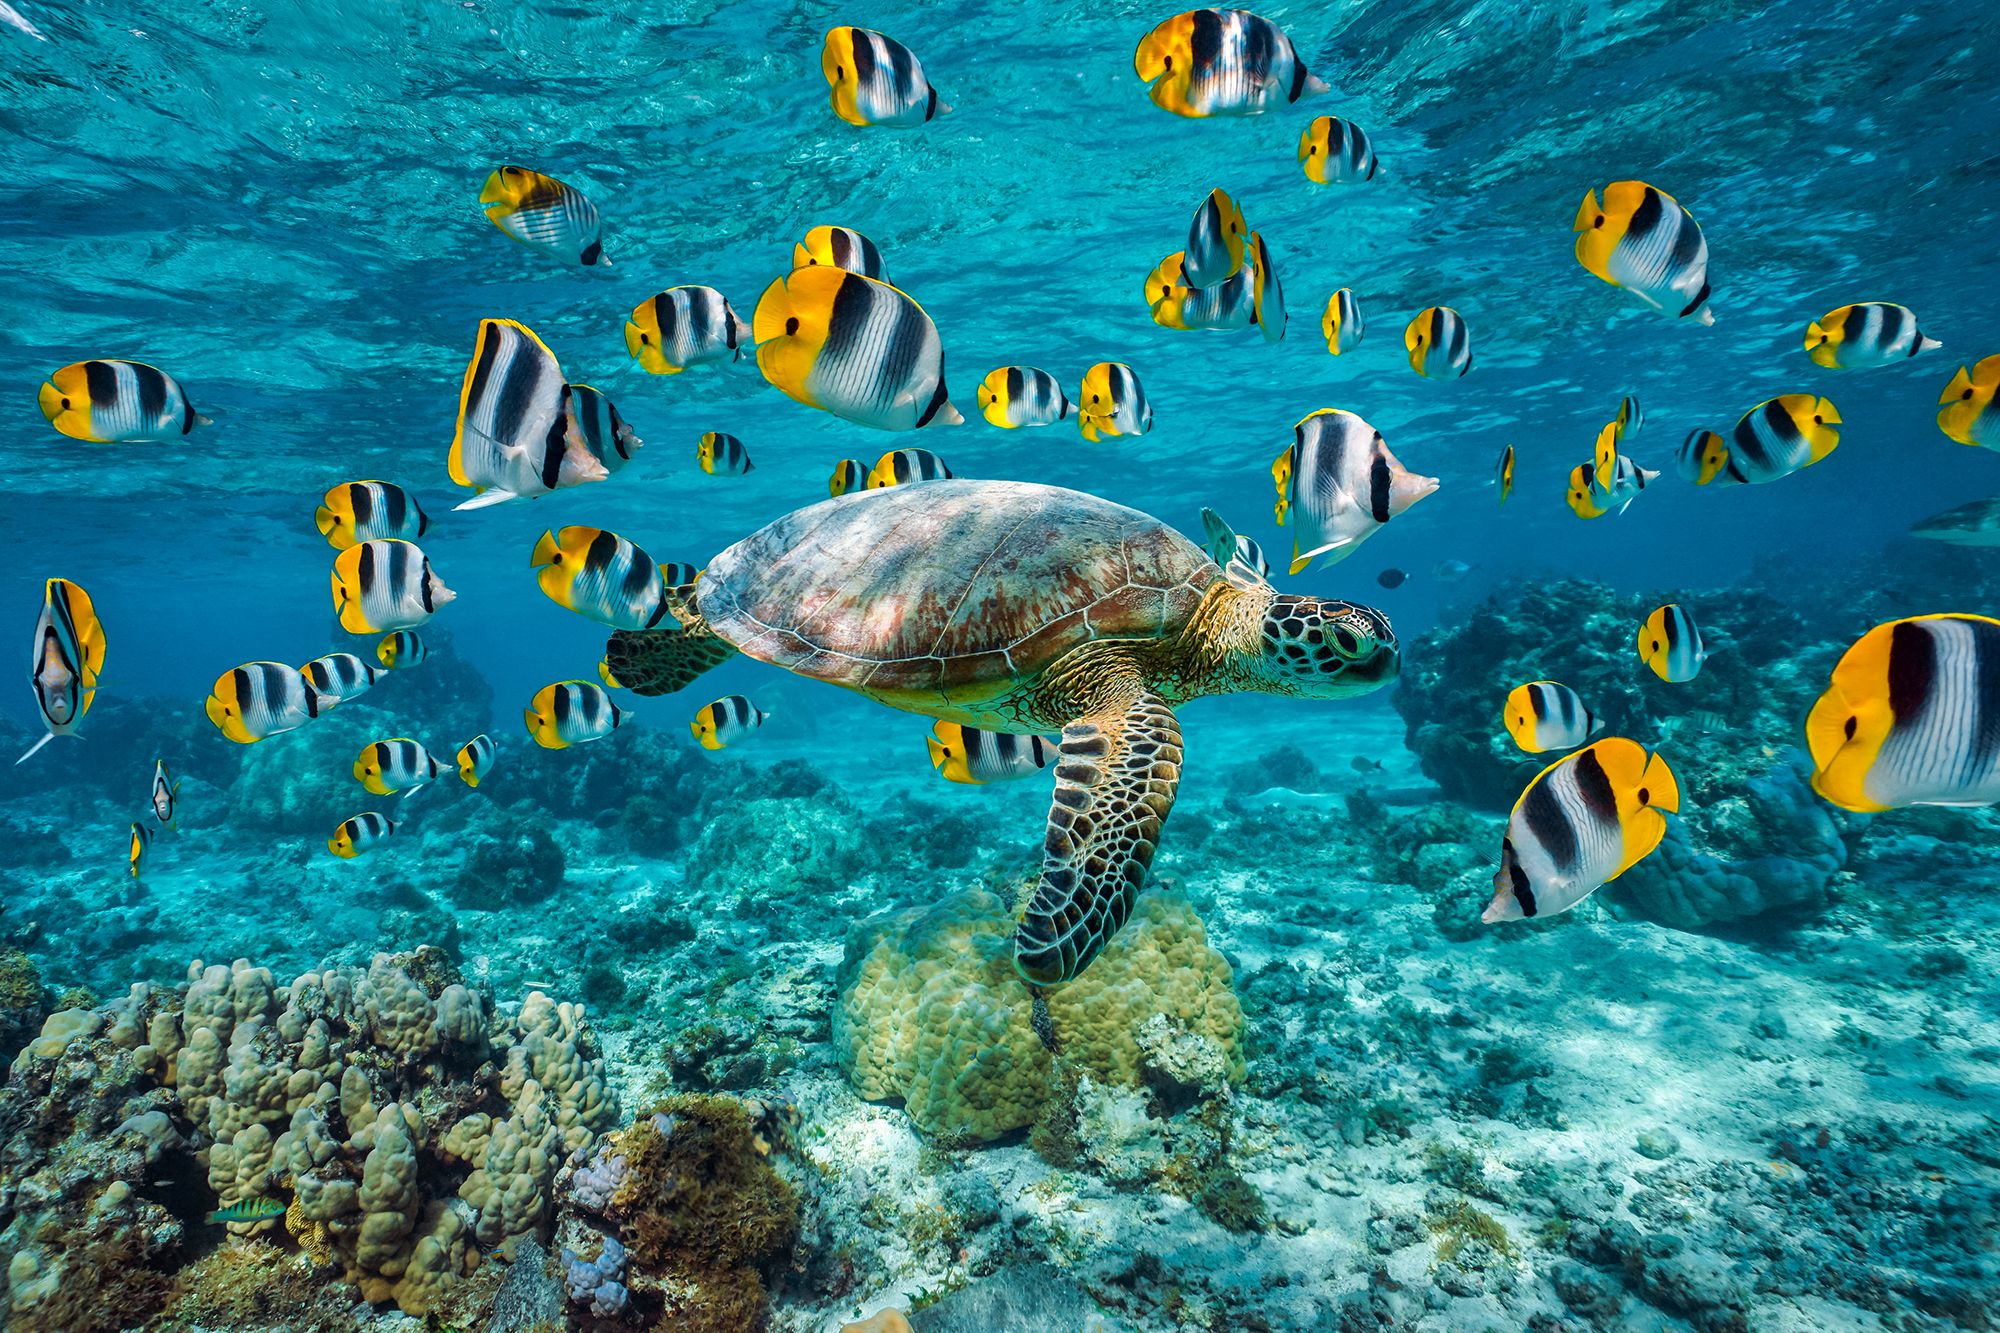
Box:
829 458 869 496
625 287 751 376
354 738 441 796
1248 231 1286 343
331 539 454 634
1078 362 1153 441
822 27 949 128
1376 568 1408 589
1566 456 1658 519
977 367 1071 428
1351 755 1384 773
1638 604 1708 683
691 694 768 750
1434 558 1473 582
206 662 329 744
300 653 377 707
315 481 428 551
1910 496 2000 547
456 734 497 788
1504 681 1604 754
1485 738 1681 922
448 319 605 510
525 680 626 749
327 813 396 860
1936 354 2000 449
1805 303 1938 369
570 385 643 475
1715 395 1840 484
1807 613 2000 811
1183 188 1248 288
1677 428 1729 486
39 360 209 441
1145 250 1256 332
479 165 606 267
1405 306 1471 378
129 822 153 879
795 225 889 281
375 631 428 670
1273 409 1439 572
696 432 754 477
1573 180 1713 325
754 268 960 430
1494 445 1515 503
1322 288 1364 355
1672 709 1730 735
1233 533 1271 579
1298 116 1378 183
147 759 180 832
867 448 954 488
533 526 671 630
1134 8 1328 118
19 578 104 765
928 721 1055 784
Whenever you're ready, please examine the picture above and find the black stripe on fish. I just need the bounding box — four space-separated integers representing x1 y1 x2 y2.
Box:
1887 618 1934 721
1572 745 1618 826
1368 450 1392 523
1503 840 1537 917
1973 621 2000 772
351 483 376 533
1627 186 1665 245
1521 769 1578 873
85 359 119 407
1529 683 1550 721
135 364 167 423
540 387 570 490
1189 8 1224 77
916 372 951 428
1678 278 1711 320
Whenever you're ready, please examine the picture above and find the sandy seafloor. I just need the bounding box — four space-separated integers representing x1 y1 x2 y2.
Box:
5 698 1997 1332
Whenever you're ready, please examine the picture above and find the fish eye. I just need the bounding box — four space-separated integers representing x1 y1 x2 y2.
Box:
1964 389 1975 401
60 397 70 409
786 317 799 336
1844 716 1857 740
1638 787 1650 803
1813 415 1822 425
1163 56 1173 70
1593 215 1605 228
639 333 650 345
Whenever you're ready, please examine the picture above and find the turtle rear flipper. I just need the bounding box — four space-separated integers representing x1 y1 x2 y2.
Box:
1014 684 1182 985
603 628 735 697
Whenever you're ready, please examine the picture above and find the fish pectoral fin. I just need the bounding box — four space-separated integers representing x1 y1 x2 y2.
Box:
1014 682 1182 986
454 490 523 511
13 732 55 765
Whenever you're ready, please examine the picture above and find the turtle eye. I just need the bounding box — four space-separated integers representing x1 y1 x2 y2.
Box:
1332 626 1361 656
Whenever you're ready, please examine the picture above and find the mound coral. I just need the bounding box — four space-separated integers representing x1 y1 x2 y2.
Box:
834 886 1244 1141
1 947 618 1322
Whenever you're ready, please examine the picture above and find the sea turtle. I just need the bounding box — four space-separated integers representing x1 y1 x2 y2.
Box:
604 479 1398 984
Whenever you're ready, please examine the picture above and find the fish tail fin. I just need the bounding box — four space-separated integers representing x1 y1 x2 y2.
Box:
1919 334 1942 351
1300 73 1330 98
14 732 54 765
194 414 216 428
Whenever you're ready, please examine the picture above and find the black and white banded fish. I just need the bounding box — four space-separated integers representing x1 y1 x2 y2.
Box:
1145 250 1256 332
447 319 605 510
302 652 379 705
353 737 441 796
1077 362 1153 441
1805 302 1940 369
1503 681 1604 754
753 268 961 431
531 526 671 630
39 360 210 442
1272 409 1439 572
697 432 754 476
147 759 180 832
1405 305 1470 378
1249 231 1286 343
456 734 497 788
18 578 104 764
315 480 429 551
795 225 890 281
830 458 869 496
330 539 454 634
129 822 153 878
1677 428 1728 485
1133 8 1328 118
478 165 607 267
569 385 643 475
328 811 397 859
1715 394 1840 485
1321 287 1364 355
1298 116 1378 183
691 694 767 750
866 448 954 489
1485 738 1680 923
977 366 1071 428
376 631 428 670
206 662 331 744
822 27 950 127
1573 180 1714 325
928 721 1057 784
1637 603 1708 683
1182 187 1248 288
525 680 626 749
625 286 751 375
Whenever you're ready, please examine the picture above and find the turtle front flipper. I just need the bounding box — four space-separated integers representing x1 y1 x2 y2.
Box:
1014 685 1183 985
603 628 736 696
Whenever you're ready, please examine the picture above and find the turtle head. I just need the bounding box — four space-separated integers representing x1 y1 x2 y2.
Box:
1250 593 1399 698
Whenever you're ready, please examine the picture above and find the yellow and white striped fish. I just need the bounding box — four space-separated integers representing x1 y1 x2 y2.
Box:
448 319 605 510
1298 116 1378 183
1485 738 1680 923
39 360 210 442
829 458 869 496
1078 362 1153 442
525 680 626 749
866 448 954 489
1638 604 1708 683
1573 180 1713 325
795 225 889 281
206 662 329 744
691 694 767 750
1145 250 1256 332
1405 306 1471 378
1133 8 1328 118
1712 395 1840 485
927 721 1056 785
129 822 153 878
478 165 607 267
1503 681 1604 755
353 737 442 797
1612 395 1643 440
328 811 397 859
456 734 497 788
1249 231 1285 343
625 286 750 375
315 480 428 551
1321 288 1364 355
1494 445 1515 503
1807 614 2000 812
331 539 454 635
697 432 754 476
1677 429 1729 485
754 267 961 431
822 27 950 127
977 367 1071 428
18 578 104 764
375 631 428 670
147 759 180 832
569 385 643 475
1183 188 1248 288
1936 354 2000 449
302 652 378 706
531 526 671 630
1273 409 1439 572
1805 302 1938 369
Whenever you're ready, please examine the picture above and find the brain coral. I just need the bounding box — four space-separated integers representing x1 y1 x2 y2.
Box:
833 886 1244 1141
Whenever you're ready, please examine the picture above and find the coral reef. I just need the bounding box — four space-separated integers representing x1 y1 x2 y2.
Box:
555 1093 800 1331
834 886 1244 1141
0 947 45 1062
0 946 617 1322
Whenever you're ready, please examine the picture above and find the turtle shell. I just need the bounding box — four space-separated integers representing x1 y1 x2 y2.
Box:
697 479 1221 700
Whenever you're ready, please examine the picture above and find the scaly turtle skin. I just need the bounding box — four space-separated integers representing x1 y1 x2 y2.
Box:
605 479 1398 985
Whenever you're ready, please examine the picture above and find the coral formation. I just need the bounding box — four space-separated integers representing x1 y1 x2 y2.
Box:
0 947 45 1061
834 886 1244 1141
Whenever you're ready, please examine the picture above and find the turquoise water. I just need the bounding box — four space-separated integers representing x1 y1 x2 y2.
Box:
4 3 2000 1331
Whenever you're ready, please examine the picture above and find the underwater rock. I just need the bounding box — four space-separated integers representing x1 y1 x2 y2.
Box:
0 947 46 1062
906 1262 1122 1330
453 809 568 907
555 1093 799 1332
688 794 869 904
834 885 1244 1142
